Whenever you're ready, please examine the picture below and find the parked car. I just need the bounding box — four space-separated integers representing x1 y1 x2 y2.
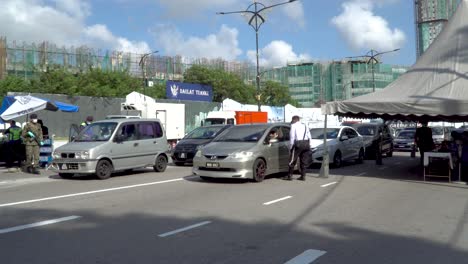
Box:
393 130 417 151
309 126 365 168
172 125 232 166
192 123 291 182
105 115 141 119
351 123 394 158
51 119 168 179
430 126 455 147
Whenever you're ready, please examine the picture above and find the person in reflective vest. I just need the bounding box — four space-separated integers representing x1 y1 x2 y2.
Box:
80 116 94 130
5 120 23 168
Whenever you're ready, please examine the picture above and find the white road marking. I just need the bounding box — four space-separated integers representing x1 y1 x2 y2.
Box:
285 249 327 264
0 178 183 208
356 172 366 176
158 221 211 237
0 181 7 184
378 166 388 170
321 182 337 187
263 196 293 205
0 216 81 234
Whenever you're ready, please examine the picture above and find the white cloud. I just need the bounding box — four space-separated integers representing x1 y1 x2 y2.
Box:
282 1 305 28
152 24 242 60
0 0 150 53
247 40 310 68
331 0 405 51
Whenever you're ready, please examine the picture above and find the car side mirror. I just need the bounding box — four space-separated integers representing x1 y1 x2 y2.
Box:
71 136 76 142
340 135 349 141
114 134 125 143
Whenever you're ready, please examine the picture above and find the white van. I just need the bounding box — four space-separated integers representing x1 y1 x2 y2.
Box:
51 119 168 179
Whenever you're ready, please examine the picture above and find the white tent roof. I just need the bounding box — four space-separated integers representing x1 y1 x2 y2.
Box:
323 0 468 121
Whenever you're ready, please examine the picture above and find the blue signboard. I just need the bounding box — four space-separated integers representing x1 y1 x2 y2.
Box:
166 81 213 102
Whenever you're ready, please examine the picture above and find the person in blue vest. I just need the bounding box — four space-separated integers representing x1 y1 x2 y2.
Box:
5 120 23 168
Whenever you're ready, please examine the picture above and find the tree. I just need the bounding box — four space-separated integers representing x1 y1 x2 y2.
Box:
183 65 256 104
259 81 298 106
0 75 30 96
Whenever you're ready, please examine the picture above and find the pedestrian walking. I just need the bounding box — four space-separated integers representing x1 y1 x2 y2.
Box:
80 116 94 130
284 115 312 181
4 120 23 168
21 114 43 174
415 121 434 167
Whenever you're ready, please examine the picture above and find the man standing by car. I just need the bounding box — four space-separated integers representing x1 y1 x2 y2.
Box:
21 114 43 174
415 121 434 167
5 120 22 168
285 115 312 181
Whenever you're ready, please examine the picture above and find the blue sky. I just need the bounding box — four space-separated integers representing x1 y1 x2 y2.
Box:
1 0 416 66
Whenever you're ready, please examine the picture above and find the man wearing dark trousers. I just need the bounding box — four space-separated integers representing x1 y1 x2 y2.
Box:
284 115 312 181
415 121 434 167
21 114 43 174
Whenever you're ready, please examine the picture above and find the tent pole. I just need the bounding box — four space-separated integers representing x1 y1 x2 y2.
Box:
319 114 329 178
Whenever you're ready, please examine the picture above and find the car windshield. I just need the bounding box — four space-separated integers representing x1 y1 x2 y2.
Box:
214 126 267 142
431 127 444 135
310 128 340 139
397 131 415 139
356 126 376 136
185 126 225 139
75 122 117 142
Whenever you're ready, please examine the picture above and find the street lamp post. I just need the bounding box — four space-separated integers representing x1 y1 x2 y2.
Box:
217 0 298 111
346 48 400 92
139 51 158 118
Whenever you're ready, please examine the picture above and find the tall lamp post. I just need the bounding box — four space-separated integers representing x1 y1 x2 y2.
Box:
346 48 400 92
139 51 158 118
217 0 298 111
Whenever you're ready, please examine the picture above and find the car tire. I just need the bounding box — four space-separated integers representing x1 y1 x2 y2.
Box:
356 148 364 164
59 173 74 179
154 155 168 172
253 159 266 182
332 151 342 168
95 160 113 180
174 162 185 166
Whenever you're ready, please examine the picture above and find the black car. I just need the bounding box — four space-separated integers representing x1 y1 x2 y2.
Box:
171 125 232 166
352 123 394 158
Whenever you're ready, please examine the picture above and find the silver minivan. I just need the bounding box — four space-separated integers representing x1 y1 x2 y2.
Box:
51 119 168 179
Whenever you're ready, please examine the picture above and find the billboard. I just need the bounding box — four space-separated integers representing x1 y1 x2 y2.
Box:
166 81 213 102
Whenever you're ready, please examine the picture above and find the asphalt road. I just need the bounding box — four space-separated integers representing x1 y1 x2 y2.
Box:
0 152 467 264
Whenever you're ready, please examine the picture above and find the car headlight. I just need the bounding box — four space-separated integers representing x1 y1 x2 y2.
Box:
75 151 90 159
195 150 202 157
53 151 61 159
232 151 254 158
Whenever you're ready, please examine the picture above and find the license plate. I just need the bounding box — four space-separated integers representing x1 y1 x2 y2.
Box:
206 162 219 168
180 153 186 158
60 164 68 170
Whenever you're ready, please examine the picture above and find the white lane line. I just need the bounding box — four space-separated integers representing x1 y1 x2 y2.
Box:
0 181 8 184
0 216 81 234
321 182 337 188
263 196 293 205
0 178 183 208
285 249 327 264
158 221 211 238
378 166 388 170
356 172 366 176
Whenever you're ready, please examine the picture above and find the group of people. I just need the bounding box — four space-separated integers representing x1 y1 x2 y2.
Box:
4 114 49 174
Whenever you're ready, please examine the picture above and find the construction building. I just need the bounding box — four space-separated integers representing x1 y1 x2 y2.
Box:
415 0 461 57
0 37 407 106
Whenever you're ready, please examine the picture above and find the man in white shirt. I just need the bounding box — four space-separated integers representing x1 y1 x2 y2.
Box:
285 115 312 181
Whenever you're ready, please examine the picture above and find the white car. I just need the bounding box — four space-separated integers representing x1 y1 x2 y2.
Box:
310 126 365 168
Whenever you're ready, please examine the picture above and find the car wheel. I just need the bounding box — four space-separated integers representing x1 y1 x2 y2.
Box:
154 155 168 172
253 159 266 182
59 173 74 179
95 160 113 180
200 176 212 181
332 151 342 168
174 162 185 166
356 148 364 164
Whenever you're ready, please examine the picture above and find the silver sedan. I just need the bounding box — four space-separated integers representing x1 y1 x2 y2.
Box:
192 123 291 182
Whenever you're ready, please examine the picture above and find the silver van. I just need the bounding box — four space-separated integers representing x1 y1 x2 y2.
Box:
51 119 168 179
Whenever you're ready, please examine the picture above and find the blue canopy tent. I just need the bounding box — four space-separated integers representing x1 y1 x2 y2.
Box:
0 95 79 123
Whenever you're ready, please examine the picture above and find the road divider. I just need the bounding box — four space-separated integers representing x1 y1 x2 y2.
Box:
0 178 184 208
0 216 81 234
158 221 211 237
263 196 292 205
284 249 327 264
